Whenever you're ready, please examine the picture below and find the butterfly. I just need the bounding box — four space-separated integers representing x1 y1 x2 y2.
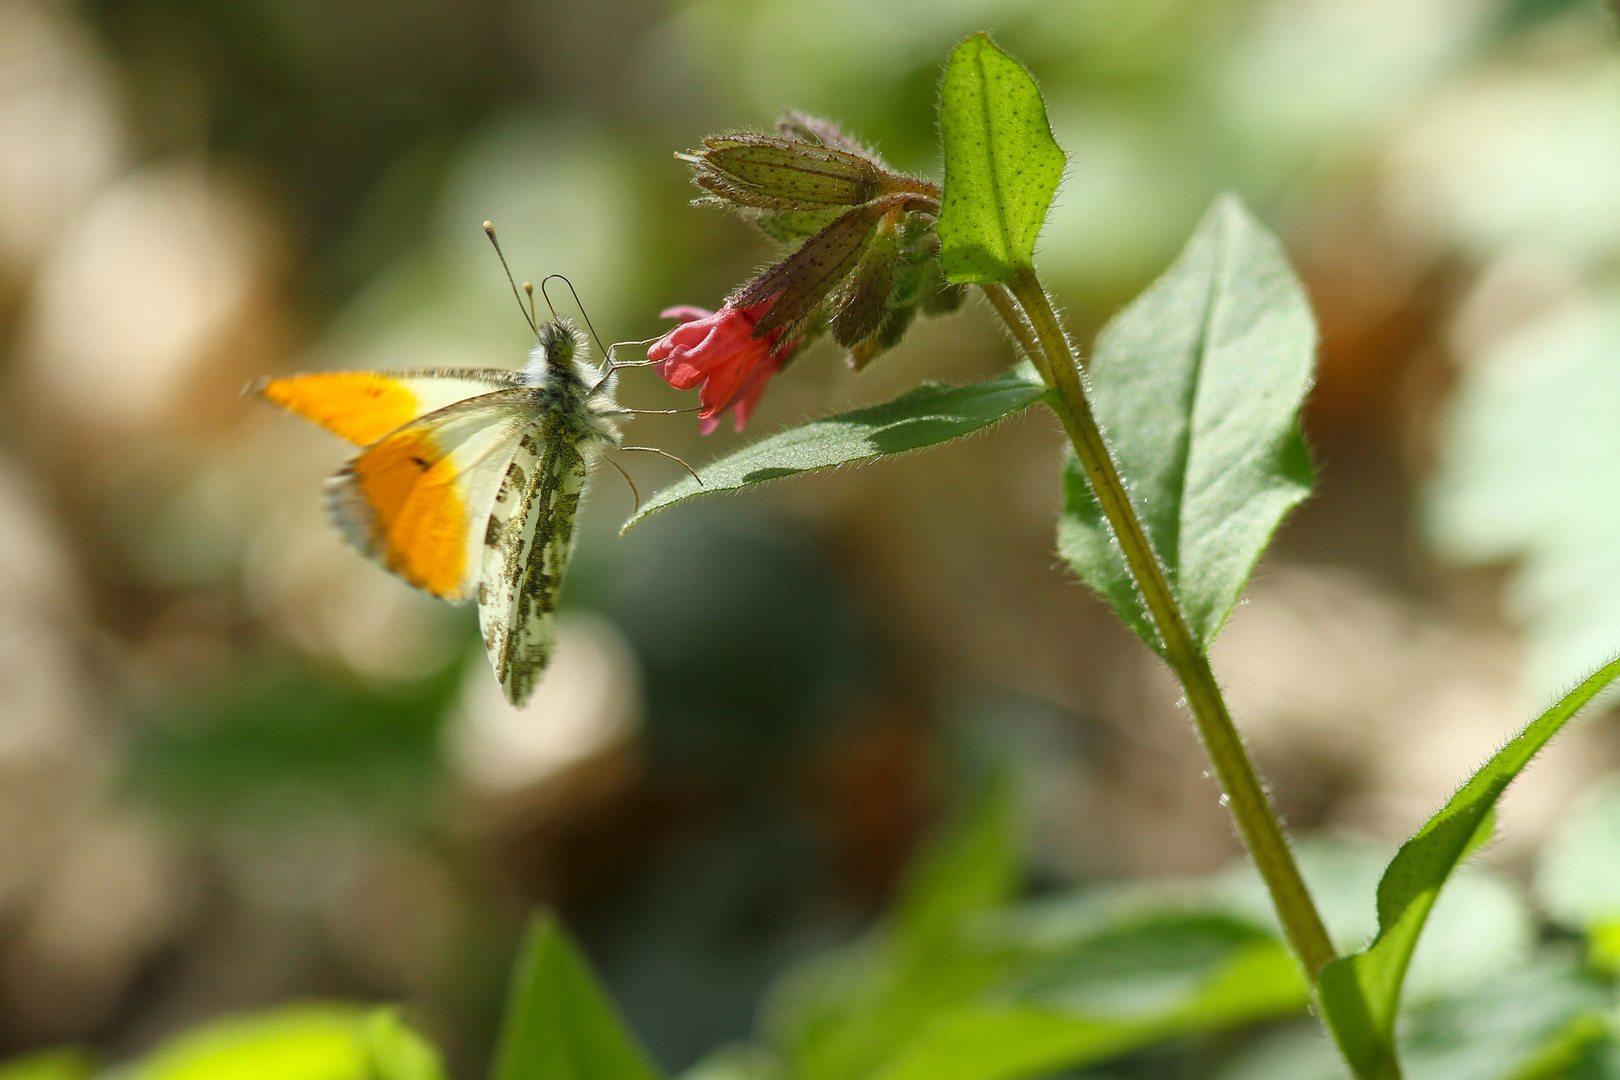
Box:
256 315 624 706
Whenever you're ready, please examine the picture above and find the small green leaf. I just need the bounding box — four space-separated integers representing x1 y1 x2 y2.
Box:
360 1009 447 1080
623 367 1048 531
1057 195 1316 653
491 912 660 1080
0 1049 96 1080
889 767 1021 960
127 1005 373 1080
1318 655 1620 1080
937 33 1065 284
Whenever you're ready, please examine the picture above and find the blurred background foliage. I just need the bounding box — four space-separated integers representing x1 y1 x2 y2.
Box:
3 0 1620 1076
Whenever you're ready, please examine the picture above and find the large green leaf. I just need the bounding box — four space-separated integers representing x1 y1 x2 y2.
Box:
1218 960 1610 1080
936 33 1066 284
1318 656 1620 1080
774 779 1315 1080
623 367 1048 530
1057 195 1316 652
876 915 1306 1080
491 912 661 1080
1399 961 1609 1080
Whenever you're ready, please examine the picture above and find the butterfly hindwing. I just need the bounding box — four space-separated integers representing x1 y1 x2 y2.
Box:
326 389 539 601
257 368 526 447
478 413 592 706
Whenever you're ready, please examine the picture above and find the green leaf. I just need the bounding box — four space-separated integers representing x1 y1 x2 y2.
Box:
936 33 1065 284
875 914 1307 1080
1318 656 1620 1080
776 780 1313 1080
1057 195 1316 652
1213 837 1531 1006
1399 961 1609 1080
622 367 1048 531
360 1009 447 1080
127 1005 375 1080
772 771 1021 1080
0 1049 96 1080
491 912 661 1080
1219 960 1611 1080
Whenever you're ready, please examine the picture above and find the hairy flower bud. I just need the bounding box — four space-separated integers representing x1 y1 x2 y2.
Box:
689 133 887 210
832 209 901 349
734 198 893 338
661 111 959 405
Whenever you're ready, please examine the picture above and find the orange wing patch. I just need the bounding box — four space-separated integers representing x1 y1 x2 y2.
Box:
259 373 421 447
345 426 470 598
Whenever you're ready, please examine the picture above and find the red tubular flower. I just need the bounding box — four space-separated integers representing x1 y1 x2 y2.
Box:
649 298 796 434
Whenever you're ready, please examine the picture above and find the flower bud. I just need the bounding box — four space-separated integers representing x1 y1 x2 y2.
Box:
686 133 887 211
832 210 901 349
734 198 893 338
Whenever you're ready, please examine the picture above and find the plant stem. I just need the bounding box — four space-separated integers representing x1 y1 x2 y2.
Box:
989 269 1338 980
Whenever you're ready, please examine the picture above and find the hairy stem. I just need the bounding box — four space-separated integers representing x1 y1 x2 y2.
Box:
990 268 1338 980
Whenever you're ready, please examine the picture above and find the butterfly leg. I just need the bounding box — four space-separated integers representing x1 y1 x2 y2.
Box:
620 445 702 485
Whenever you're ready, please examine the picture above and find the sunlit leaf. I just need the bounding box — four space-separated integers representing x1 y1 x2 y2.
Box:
623 367 1048 531
491 912 661 1080
127 1005 373 1080
1318 656 1620 1080
1057 195 1316 652
936 34 1065 284
360 1009 447 1080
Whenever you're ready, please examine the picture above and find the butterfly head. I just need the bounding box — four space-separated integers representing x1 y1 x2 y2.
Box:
524 317 590 383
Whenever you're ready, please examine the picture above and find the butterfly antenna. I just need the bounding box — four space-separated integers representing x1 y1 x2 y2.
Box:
483 221 538 339
602 454 641 514
523 281 540 328
542 274 609 361
621 445 703 486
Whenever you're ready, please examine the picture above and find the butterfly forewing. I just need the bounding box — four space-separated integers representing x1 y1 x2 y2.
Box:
478 413 592 706
258 369 526 447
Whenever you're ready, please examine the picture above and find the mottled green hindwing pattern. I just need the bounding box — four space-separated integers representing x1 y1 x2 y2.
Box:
478 416 591 706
